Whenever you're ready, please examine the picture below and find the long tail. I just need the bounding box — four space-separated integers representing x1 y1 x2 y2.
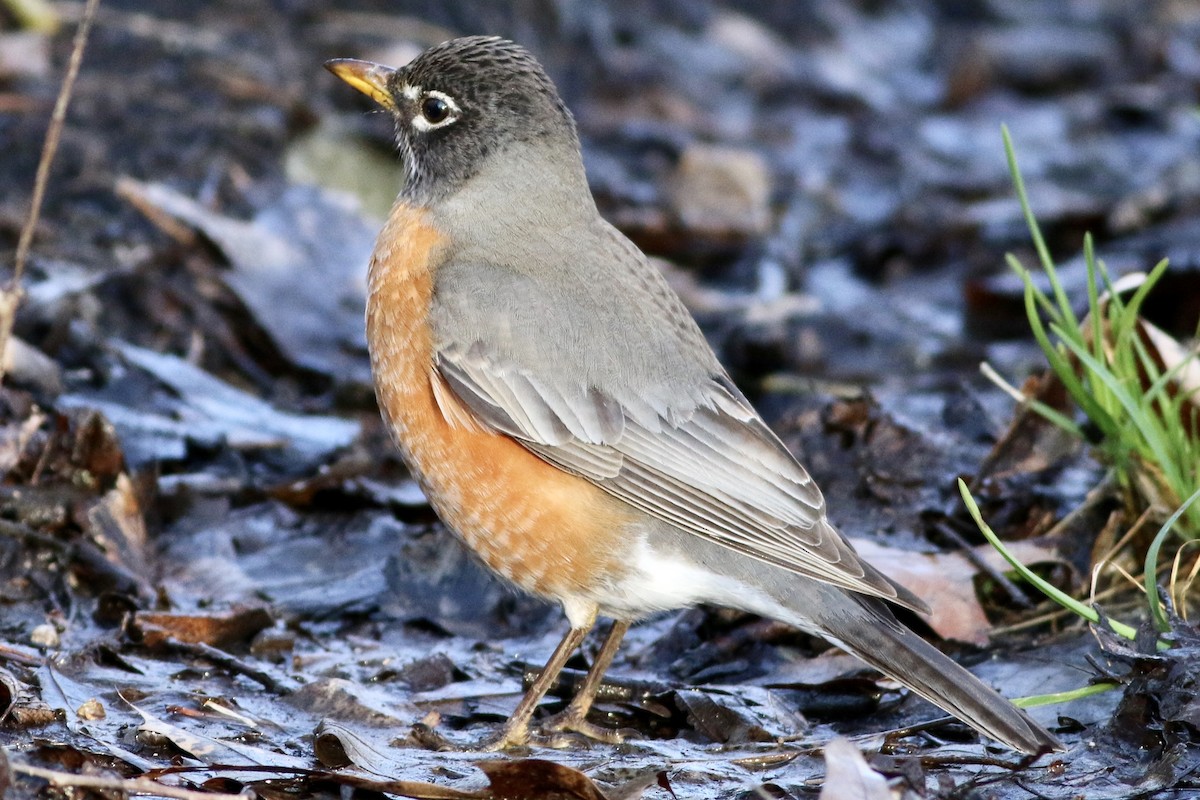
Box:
804 592 1063 754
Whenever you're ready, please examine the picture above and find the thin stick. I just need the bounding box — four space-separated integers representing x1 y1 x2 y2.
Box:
9 758 249 800
1 0 102 381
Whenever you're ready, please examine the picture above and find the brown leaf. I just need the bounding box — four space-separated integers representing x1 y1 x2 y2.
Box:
853 537 1059 644
132 605 273 650
0 403 44 475
83 473 153 598
477 758 612 800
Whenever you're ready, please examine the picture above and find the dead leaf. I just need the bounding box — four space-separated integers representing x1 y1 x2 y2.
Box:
84 473 152 597
0 406 45 476
132 606 273 650
128 698 310 769
0 668 22 723
977 368 1078 482
673 685 804 743
117 178 373 383
60 342 360 465
853 537 1060 644
818 737 892 800
314 720 379 770
477 759 613 800
290 678 416 728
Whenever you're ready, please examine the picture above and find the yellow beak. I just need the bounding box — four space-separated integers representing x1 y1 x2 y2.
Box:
324 59 399 111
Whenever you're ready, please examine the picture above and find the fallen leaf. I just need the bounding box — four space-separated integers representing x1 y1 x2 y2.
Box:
853 537 1059 644
477 758 612 800
132 606 273 650
818 737 891 800
117 178 373 383
128 698 309 769
60 343 360 466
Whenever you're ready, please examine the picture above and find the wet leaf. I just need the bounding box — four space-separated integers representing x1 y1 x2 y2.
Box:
131 605 273 650
0 667 23 722
129 699 310 768
313 719 412 774
817 738 891 800
61 343 360 467
477 758 613 800
854 537 1060 644
83 472 153 598
673 686 804 743
117 178 373 384
289 678 417 728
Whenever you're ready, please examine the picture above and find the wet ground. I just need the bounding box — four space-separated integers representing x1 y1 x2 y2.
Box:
2 1 1200 797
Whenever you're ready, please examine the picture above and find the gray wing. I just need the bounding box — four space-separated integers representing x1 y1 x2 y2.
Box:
431 223 926 613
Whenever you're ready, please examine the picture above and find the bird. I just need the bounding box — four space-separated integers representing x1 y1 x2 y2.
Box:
324 35 1062 755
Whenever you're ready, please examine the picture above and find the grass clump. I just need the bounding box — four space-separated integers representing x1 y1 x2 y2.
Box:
967 126 1200 642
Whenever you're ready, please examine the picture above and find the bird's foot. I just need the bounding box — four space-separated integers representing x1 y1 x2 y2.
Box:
540 708 624 745
411 712 622 751
411 714 532 752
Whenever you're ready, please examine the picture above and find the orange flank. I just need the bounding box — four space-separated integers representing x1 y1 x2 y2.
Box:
365 203 634 600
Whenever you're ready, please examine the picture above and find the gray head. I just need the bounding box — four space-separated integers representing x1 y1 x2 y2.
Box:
326 36 580 205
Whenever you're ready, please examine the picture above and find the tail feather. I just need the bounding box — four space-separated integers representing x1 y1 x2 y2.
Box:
809 596 1063 755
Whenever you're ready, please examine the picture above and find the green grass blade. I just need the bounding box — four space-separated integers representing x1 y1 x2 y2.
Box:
1054 330 1175 473
1085 236 1105 369
1006 254 1061 322
1002 126 1079 330
957 480 1140 639
1142 485 1200 632
1025 286 1118 438
1014 681 1119 708
1111 260 1171 369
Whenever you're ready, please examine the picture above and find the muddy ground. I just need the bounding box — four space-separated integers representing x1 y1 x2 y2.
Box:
2 1 1200 798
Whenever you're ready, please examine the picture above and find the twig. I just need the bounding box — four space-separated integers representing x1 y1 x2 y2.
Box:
8 758 250 800
933 519 1033 608
1 0 101 382
164 638 299 695
0 641 44 667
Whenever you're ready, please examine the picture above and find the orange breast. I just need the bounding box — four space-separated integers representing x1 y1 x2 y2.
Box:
365 202 633 602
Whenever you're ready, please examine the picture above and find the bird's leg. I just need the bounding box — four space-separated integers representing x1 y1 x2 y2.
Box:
477 621 592 751
542 619 630 743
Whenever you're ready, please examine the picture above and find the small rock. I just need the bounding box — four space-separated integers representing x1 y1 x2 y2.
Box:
76 698 106 720
708 11 793 84
30 623 59 648
669 144 771 237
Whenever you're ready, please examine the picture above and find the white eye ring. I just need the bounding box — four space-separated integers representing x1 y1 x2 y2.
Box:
412 89 460 131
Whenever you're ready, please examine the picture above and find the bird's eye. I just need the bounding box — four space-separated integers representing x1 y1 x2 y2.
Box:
421 95 451 124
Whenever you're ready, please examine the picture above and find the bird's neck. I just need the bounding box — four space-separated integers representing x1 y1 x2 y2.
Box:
427 139 596 248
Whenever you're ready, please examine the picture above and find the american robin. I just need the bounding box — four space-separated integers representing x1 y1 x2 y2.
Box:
325 36 1062 755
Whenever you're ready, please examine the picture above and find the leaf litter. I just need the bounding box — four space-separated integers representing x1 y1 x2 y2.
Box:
4 0 1200 798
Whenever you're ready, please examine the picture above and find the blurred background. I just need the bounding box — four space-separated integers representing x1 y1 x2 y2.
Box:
2 2 1200 796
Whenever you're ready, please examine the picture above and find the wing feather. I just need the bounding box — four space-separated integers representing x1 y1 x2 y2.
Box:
434 350 926 613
